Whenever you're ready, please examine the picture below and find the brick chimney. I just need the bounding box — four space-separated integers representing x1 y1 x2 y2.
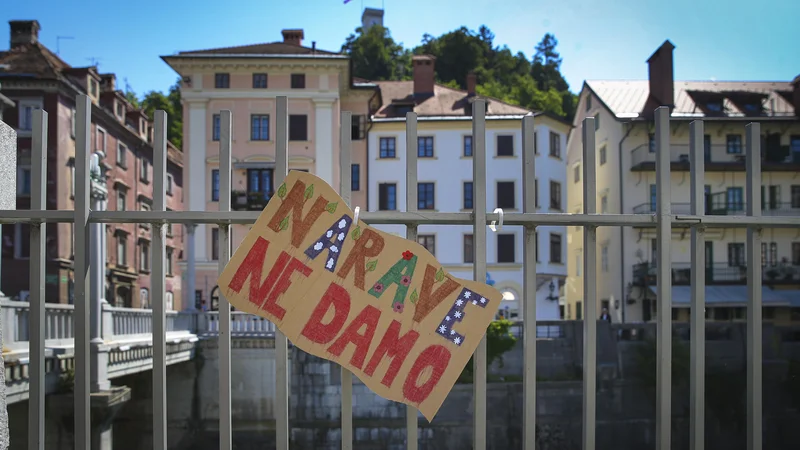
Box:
9 20 40 48
412 55 436 97
792 75 800 117
466 72 477 97
646 40 675 108
100 74 116 92
281 29 304 46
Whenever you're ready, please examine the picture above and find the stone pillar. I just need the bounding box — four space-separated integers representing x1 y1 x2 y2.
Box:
185 224 197 310
89 152 110 392
0 119 16 449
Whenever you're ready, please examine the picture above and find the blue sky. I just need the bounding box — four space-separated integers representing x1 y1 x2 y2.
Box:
2 0 798 98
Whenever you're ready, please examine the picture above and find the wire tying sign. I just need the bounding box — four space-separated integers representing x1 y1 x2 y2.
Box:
217 171 502 420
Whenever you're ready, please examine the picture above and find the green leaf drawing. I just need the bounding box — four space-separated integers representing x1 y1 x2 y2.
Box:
365 260 378 272
304 184 315 200
326 202 338 214
351 226 362 240
409 289 419 304
277 183 287 199
279 216 289 231
435 267 445 283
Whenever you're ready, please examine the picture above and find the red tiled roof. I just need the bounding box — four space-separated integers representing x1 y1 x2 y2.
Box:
0 41 70 79
586 80 796 118
373 81 531 118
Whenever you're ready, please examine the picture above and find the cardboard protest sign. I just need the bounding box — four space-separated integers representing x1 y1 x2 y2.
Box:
217 171 502 421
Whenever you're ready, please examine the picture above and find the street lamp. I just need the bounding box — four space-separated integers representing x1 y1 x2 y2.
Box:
545 280 559 302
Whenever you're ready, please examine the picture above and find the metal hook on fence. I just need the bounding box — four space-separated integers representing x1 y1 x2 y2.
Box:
353 206 360 227
489 208 504 232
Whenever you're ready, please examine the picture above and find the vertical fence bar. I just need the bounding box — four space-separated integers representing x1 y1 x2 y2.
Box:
74 94 92 449
471 99 487 450
274 96 290 450
688 120 706 450
218 110 233 450
152 110 168 450
654 106 673 450
405 111 419 450
28 109 47 450
339 111 354 450
581 117 597 450
521 114 537 450
745 122 762 450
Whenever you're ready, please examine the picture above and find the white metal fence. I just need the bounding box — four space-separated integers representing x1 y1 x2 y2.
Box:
2 94 798 450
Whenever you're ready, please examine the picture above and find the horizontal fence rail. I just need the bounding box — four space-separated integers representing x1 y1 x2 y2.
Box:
5 94 790 450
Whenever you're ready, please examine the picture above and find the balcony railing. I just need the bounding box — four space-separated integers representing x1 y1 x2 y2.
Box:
630 143 798 170
632 201 800 216
632 262 800 286
231 190 271 211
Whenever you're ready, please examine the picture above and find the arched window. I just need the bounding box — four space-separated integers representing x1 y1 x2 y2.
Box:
166 291 174 311
498 288 519 320
210 286 220 312
140 288 150 309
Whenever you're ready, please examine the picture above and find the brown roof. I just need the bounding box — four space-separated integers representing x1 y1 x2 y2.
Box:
176 41 338 56
587 80 796 119
0 41 70 79
373 81 530 118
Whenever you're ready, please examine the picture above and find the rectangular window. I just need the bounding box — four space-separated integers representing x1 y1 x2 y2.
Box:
14 224 31 259
418 182 435 210
212 114 220 141
351 115 366 140
291 74 306 89
573 165 580 183
289 115 308 141
418 136 434 158
379 137 396 158
166 174 174 196
211 169 220 201
728 243 745 267
595 114 600 131
463 182 473 209
549 132 561 158
793 242 800 265
649 133 656 153
378 183 397 211
550 233 562 264
576 301 583 320
252 73 268 89
247 168 274 196
251 114 270 141
791 185 800 208
726 135 743 154
650 184 657 212
166 248 174 275
96 128 106 152
463 234 474 263
19 102 41 131
463 135 473 157
17 166 31 196
117 190 126 211
215 73 230 89
117 235 127 266
727 187 744 211
140 203 151 229
211 228 220 261
351 164 360 191
600 195 608 214
586 95 592 111
550 181 562 210
140 158 150 183
496 181 515 209
599 145 607 165
140 241 150 272
497 135 513 157
417 235 436 257
117 143 128 168
497 234 515 263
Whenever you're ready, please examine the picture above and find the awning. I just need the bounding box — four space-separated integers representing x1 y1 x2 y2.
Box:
663 285 800 307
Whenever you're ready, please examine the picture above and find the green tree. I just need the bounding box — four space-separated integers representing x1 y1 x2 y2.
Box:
342 25 411 81
137 79 183 149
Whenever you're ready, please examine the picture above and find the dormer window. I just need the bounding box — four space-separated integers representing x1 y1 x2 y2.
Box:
743 103 761 114
115 102 124 120
89 79 98 97
706 101 723 112
395 105 413 116
140 119 146 136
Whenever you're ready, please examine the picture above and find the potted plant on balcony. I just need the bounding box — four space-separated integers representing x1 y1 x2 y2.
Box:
231 190 247 211
247 191 268 211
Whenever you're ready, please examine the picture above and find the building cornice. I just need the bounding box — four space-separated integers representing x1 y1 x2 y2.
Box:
181 90 339 101
162 57 348 75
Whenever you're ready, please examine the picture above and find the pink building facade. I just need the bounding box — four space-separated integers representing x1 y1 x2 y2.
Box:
163 29 374 310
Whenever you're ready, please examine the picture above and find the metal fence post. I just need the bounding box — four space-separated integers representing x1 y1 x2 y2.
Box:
745 123 762 450
521 114 537 450
274 96 290 450
152 110 169 450
581 116 597 450
404 111 419 450
218 110 233 450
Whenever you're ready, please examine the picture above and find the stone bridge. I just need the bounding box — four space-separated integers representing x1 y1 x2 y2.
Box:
1 298 277 404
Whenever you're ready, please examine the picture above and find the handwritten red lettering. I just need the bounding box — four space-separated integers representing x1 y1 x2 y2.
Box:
363 320 420 388
327 305 381 370
402 345 451 404
300 283 351 344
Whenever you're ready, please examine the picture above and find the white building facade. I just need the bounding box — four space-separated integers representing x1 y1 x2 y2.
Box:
368 115 571 321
